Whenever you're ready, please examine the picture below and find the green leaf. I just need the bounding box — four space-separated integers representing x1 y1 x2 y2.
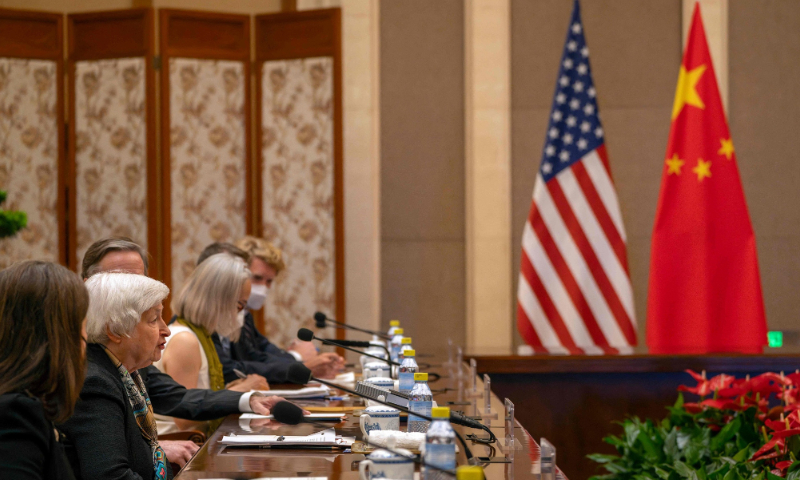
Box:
767 472 783 480
638 430 664 463
626 420 643 447
665 428 680 461
654 466 671 479
711 417 742 452
732 445 751 463
675 461 696 478
587 453 620 464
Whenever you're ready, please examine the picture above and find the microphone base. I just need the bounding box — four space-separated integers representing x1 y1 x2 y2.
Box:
473 456 512 464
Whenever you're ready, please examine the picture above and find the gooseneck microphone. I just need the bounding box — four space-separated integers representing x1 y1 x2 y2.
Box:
314 312 392 340
298 328 400 366
271 401 459 477
285 363 480 463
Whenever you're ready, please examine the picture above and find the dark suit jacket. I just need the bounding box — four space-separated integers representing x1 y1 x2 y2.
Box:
211 311 296 384
138 365 242 420
60 344 173 480
0 393 75 480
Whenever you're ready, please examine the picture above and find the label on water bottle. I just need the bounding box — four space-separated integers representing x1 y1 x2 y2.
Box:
424 443 457 470
408 400 432 430
398 372 415 391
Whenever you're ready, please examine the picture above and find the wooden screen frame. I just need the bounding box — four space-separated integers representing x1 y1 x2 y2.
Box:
159 8 252 296
254 8 345 337
66 8 157 273
0 8 66 265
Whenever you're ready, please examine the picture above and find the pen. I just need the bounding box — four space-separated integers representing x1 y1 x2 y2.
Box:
233 368 247 379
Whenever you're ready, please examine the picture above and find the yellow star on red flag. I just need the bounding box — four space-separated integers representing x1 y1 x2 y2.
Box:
718 138 734 160
665 154 685 175
692 158 712 181
672 64 707 120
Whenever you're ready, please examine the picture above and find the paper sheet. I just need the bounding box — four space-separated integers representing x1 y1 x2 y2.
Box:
254 386 331 399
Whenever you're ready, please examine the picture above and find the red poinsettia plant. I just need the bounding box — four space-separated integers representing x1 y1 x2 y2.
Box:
590 370 800 480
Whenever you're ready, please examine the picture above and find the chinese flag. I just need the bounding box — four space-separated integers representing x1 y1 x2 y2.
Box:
645 3 767 354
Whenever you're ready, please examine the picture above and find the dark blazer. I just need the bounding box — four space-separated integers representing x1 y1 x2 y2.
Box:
60 344 173 480
0 393 75 480
139 365 242 420
212 311 296 384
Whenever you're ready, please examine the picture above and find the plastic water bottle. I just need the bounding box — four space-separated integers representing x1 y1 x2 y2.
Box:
400 337 413 360
408 372 432 433
388 319 401 337
424 406 457 480
389 328 404 363
398 349 418 393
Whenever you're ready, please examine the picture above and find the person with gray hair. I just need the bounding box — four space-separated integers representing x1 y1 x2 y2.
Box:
79 237 287 469
156 253 270 435
60 272 173 480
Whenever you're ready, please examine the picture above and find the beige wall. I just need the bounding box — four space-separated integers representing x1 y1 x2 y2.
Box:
730 0 800 348
510 0 682 351
380 0 466 352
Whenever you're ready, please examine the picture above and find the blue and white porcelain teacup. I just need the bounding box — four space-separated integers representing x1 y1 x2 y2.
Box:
363 361 392 379
358 448 414 480
359 405 400 437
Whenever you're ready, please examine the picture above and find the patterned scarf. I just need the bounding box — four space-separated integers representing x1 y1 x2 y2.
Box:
102 347 167 480
175 318 225 432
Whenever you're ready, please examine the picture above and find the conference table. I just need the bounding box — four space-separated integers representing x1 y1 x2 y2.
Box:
174 354 565 480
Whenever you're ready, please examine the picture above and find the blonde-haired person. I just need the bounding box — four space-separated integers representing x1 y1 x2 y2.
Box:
234 236 344 379
155 253 271 435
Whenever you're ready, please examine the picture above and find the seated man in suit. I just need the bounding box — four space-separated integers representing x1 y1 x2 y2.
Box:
198 240 344 382
80 237 285 468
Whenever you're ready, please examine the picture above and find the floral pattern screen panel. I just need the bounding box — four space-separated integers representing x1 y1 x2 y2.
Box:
261 57 336 348
170 58 247 293
74 58 148 264
0 58 60 267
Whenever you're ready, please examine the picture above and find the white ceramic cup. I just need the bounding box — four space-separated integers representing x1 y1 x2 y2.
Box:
363 361 392 379
359 405 400 437
360 348 389 371
358 448 414 480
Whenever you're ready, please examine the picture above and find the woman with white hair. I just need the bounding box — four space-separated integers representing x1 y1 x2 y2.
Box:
156 253 269 435
60 272 172 480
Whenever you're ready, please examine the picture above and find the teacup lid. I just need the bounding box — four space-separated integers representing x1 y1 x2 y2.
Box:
368 447 413 460
364 405 399 413
365 361 390 368
365 379 394 387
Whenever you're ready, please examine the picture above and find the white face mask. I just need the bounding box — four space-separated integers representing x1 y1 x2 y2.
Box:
235 309 246 327
246 284 269 311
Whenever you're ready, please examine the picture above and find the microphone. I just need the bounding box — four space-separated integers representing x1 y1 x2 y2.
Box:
285 363 484 462
298 328 400 367
319 338 373 348
314 312 392 340
271 401 460 477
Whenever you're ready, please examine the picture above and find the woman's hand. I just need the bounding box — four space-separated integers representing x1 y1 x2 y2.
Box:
226 374 269 392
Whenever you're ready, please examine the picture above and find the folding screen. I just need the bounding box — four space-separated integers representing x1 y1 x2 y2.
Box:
0 9 65 267
255 9 344 345
67 9 157 272
160 9 252 294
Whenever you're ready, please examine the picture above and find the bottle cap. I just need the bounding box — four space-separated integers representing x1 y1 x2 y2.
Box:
395 328 404 335
401 337 412 344
431 406 450 418
404 349 416 357
456 466 485 480
414 372 428 382
390 320 400 327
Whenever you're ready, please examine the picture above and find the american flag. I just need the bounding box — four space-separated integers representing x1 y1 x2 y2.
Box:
516 0 637 355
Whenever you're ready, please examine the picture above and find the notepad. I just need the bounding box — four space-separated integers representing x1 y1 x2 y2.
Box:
254 386 331 399
221 428 355 448
239 412 346 422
